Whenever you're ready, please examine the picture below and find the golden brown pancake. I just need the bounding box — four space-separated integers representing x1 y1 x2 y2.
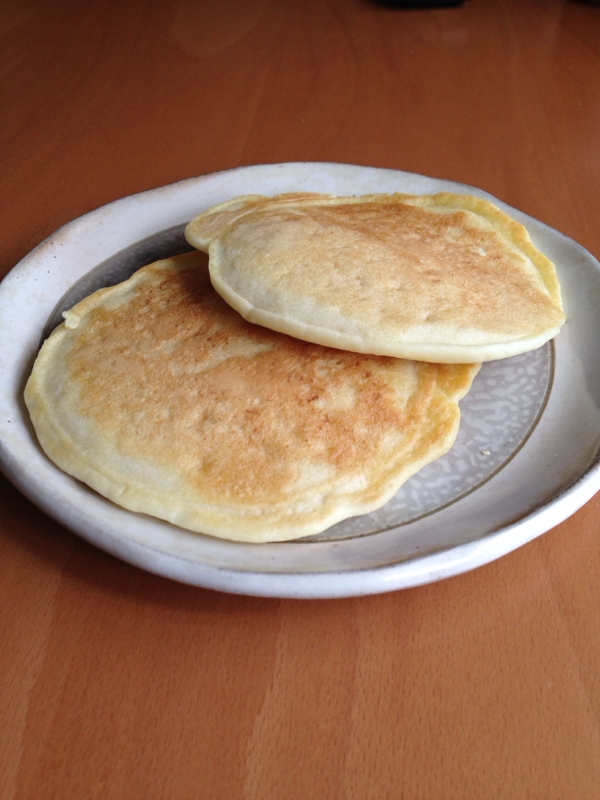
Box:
185 192 565 363
24 252 479 542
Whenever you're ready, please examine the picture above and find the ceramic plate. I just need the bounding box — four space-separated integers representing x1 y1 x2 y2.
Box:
1 163 600 598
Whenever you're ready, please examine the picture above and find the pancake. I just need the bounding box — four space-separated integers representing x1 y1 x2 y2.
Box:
185 192 565 363
24 251 479 543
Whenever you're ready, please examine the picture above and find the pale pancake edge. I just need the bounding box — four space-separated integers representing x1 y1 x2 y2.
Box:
185 192 565 363
25 252 479 543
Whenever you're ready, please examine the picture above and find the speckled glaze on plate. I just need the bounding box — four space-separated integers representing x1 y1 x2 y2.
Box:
1 163 599 597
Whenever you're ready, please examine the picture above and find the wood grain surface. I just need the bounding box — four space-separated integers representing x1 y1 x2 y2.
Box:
2 0 600 797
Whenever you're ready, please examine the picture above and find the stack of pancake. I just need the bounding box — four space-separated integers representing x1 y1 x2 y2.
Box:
25 192 565 542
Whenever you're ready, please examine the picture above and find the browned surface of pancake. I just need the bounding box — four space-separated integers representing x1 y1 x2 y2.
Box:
185 192 565 363
24 252 479 542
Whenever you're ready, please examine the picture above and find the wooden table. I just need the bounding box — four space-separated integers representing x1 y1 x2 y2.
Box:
2 1 600 797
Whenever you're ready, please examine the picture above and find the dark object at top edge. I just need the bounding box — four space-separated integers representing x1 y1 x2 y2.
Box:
374 0 464 8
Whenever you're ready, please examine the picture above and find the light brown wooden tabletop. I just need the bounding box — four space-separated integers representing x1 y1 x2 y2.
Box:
2 1 600 797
